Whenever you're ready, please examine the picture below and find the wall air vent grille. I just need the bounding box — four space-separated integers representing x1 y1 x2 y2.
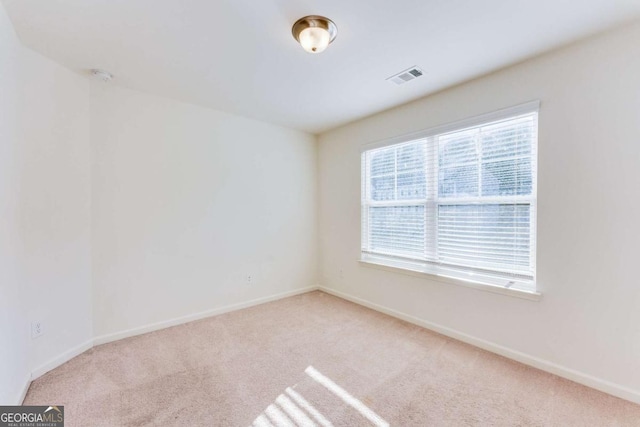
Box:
387 66 424 85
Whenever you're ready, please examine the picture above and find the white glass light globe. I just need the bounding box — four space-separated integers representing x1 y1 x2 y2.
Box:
298 27 331 53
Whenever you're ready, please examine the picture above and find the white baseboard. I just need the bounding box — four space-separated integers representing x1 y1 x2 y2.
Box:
318 286 640 405
31 339 94 381
17 373 31 405
25 286 319 400
93 286 319 346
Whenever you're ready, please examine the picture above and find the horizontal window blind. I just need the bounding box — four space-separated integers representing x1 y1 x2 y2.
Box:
361 109 538 291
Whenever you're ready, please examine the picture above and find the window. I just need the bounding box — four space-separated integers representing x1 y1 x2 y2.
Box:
361 103 538 293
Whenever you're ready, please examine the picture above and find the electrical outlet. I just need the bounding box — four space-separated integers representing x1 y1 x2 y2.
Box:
246 274 252 284
31 321 44 339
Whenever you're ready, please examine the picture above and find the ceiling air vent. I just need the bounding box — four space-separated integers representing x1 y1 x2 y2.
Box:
387 66 424 85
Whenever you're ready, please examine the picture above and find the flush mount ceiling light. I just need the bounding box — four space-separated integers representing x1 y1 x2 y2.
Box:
292 15 337 54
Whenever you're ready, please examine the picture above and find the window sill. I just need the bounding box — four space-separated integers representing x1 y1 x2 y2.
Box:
358 256 541 301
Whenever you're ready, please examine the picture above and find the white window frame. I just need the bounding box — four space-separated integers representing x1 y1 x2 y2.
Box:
360 101 540 300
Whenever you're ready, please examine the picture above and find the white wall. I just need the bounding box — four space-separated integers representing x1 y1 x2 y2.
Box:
0 3 29 405
0 2 92 404
19 47 92 379
90 84 317 338
318 21 640 399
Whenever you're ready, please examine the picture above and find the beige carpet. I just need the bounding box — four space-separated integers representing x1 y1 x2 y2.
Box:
24 291 640 426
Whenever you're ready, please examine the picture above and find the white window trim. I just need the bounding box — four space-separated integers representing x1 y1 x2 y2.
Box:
360 101 541 300
361 101 540 153
359 254 541 301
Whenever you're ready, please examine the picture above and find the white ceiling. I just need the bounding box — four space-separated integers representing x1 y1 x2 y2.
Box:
3 0 640 134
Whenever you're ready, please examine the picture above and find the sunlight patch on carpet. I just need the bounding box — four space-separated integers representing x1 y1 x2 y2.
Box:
251 366 388 427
